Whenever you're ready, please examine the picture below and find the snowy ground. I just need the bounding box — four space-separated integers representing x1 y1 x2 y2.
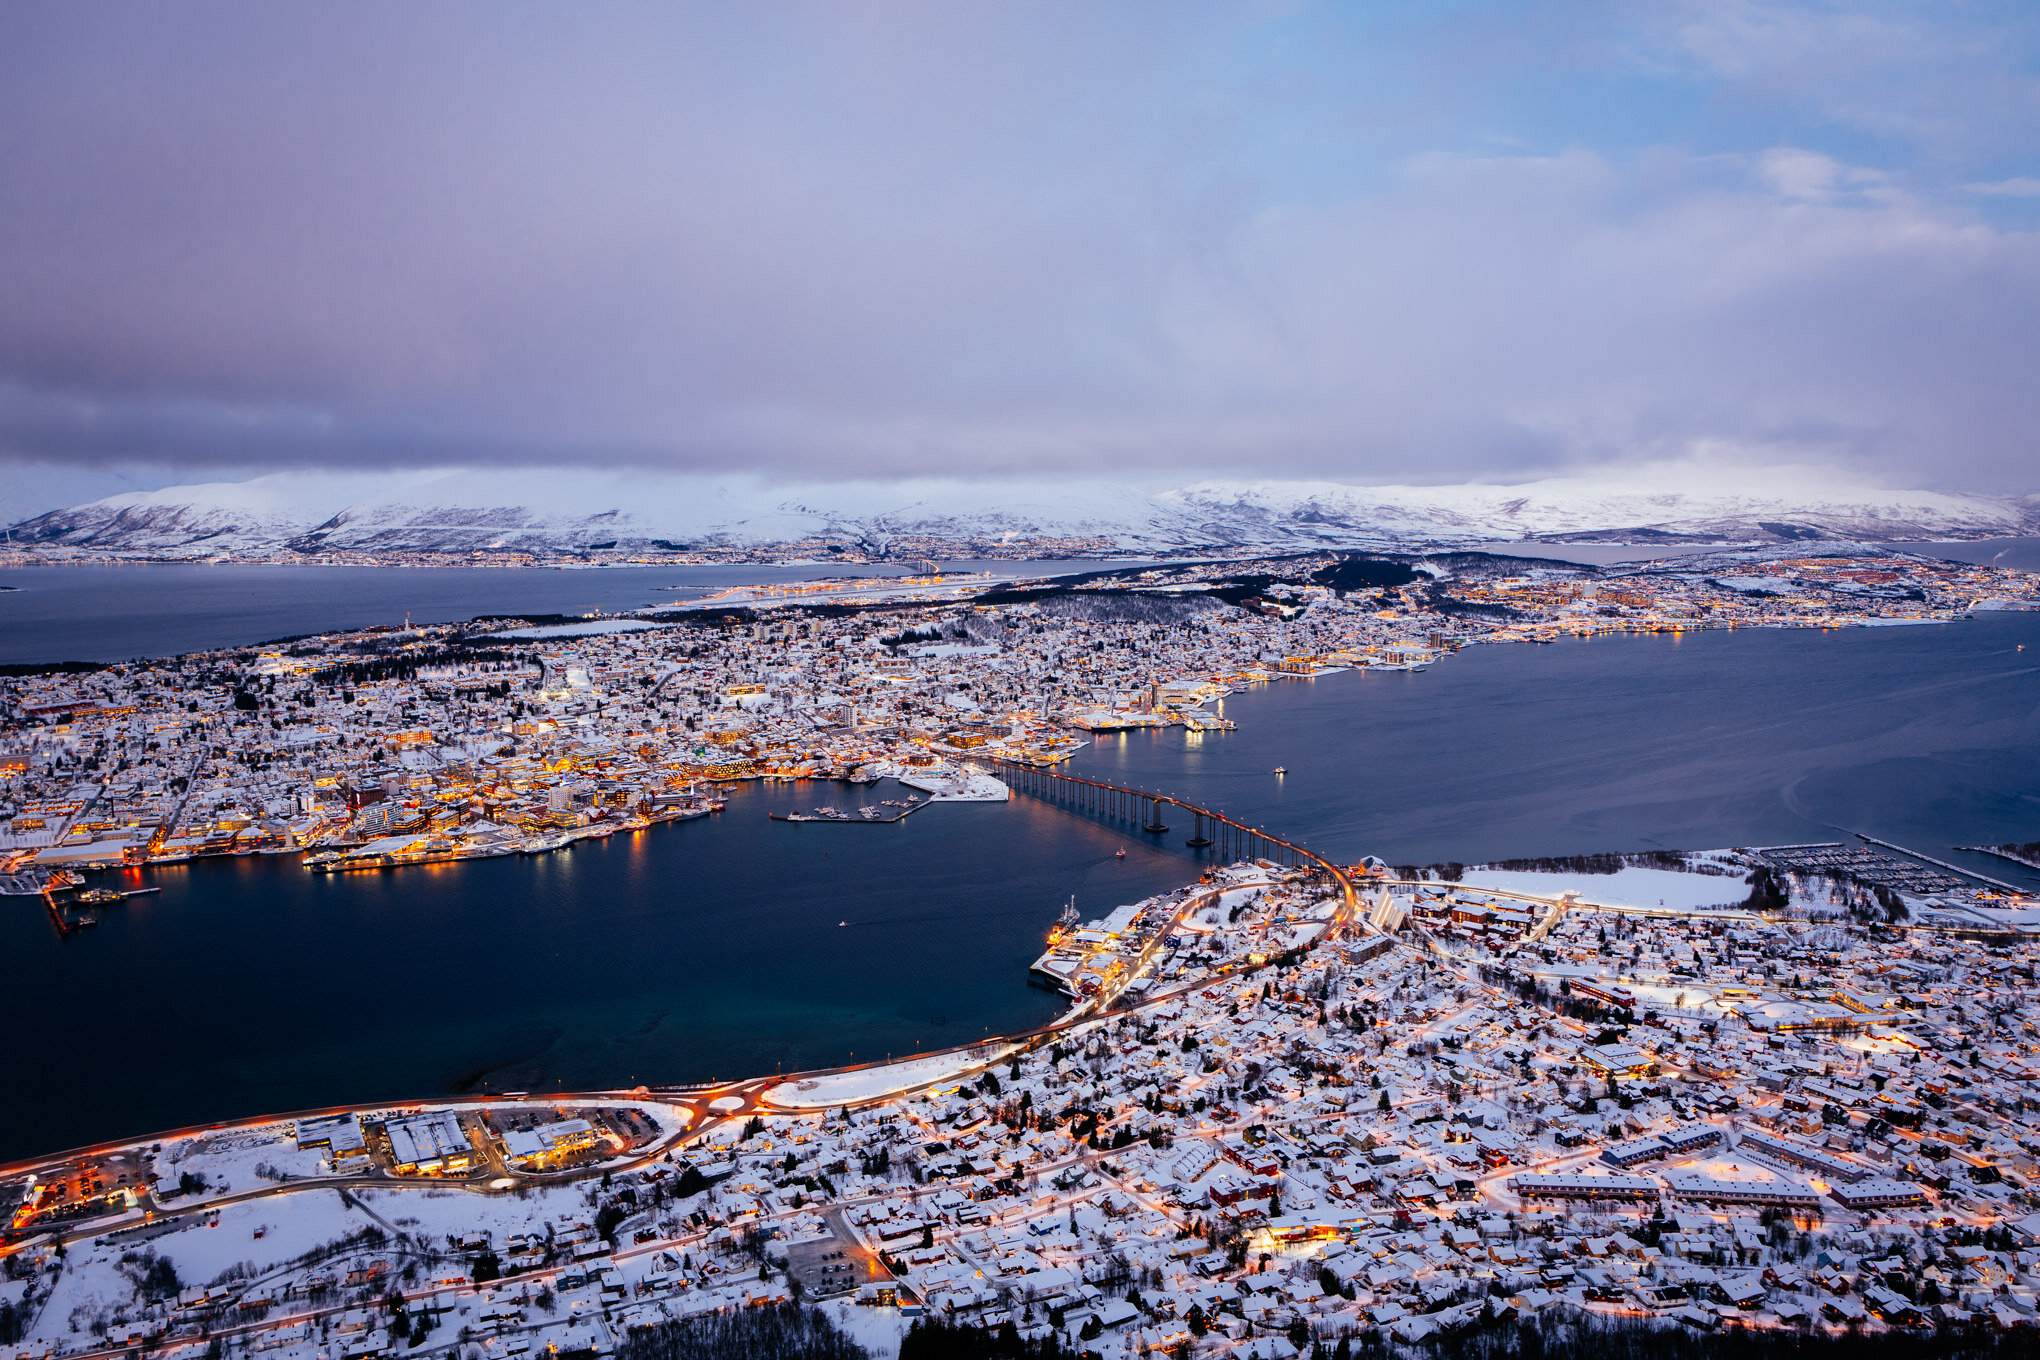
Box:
1458 865 1748 913
895 770 1009 801
16 1174 633 1355
352 1182 597 1244
903 642 1001 659
1625 980 1738 1017
761 1045 1019 1110
490 620 670 639
157 1123 331 1199
26 1188 372 1349
819 1297 909 1358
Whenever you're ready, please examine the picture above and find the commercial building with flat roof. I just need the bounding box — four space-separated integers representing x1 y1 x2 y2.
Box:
503 1119 601 1170
385 1112 474 1175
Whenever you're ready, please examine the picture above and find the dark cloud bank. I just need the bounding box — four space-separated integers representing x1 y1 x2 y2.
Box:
1 2 2037 513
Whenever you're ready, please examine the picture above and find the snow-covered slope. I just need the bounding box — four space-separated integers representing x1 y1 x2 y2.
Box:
8 466 2035 556
1160 475 2038 545
5 471 446 553
281 472 1203 554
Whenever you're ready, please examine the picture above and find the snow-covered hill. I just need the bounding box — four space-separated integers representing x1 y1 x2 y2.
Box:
6 471 446 554
8 466 2035 557
1159 476 2039 546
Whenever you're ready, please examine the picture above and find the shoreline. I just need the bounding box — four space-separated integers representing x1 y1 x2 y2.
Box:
6 608 1993 885
11 820 2037 1182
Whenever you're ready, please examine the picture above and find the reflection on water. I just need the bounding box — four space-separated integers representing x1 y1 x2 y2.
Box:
1071 614 2040 877
0 558 1151 664
6 613 2038 1159
2 777 1185 1159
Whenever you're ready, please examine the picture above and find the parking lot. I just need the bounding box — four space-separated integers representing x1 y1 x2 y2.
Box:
784 1227 887 1298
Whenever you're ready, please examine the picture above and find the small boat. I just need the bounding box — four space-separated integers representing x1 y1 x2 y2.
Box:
839 921 848 927
1115 847 1126 859
1272 766 1286 775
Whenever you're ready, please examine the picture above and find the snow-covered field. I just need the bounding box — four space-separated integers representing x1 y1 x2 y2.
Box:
1458 865 1748 913
902 642 1001 659
488 620 670 639
820 1297 910 1357
1628 979 1739 1015
762 1045 1018 1110
894 770 1009 802
156 1123 331 1199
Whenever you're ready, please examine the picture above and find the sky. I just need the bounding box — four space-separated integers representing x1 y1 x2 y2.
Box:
2 1 2038 520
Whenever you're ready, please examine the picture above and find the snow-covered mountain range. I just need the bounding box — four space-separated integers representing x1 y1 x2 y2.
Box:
8 467 2036 557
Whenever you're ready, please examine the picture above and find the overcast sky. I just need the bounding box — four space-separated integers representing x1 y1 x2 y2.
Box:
2 1 2037 517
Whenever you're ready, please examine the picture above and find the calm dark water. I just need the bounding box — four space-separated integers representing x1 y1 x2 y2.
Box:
1068 615 2040 876
7 613 2038 1161
0 559 1142 665
1916 536 2040 573
4 780 1185 1161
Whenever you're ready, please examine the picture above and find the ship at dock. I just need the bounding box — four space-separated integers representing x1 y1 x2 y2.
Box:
1029 892 1181 1001
1045 896 1081 945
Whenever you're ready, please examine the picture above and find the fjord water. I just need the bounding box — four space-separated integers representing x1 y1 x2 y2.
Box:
5 613 2039 1161
3 780 1184 1162
0 559 1141 665
5 544 2037 664
1069 614 2040 873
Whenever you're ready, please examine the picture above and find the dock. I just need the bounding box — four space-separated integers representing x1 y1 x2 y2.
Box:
770 798 927 826
1857 834 2032 895
42 892 94 936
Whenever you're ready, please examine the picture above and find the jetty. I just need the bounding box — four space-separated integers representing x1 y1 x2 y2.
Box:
1957 844 2040 875
770 797 926 826
1858 833 2032 895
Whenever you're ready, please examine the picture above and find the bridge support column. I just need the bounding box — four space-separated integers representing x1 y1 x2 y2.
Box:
1142 798 1169 834
1186 810 1211 849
